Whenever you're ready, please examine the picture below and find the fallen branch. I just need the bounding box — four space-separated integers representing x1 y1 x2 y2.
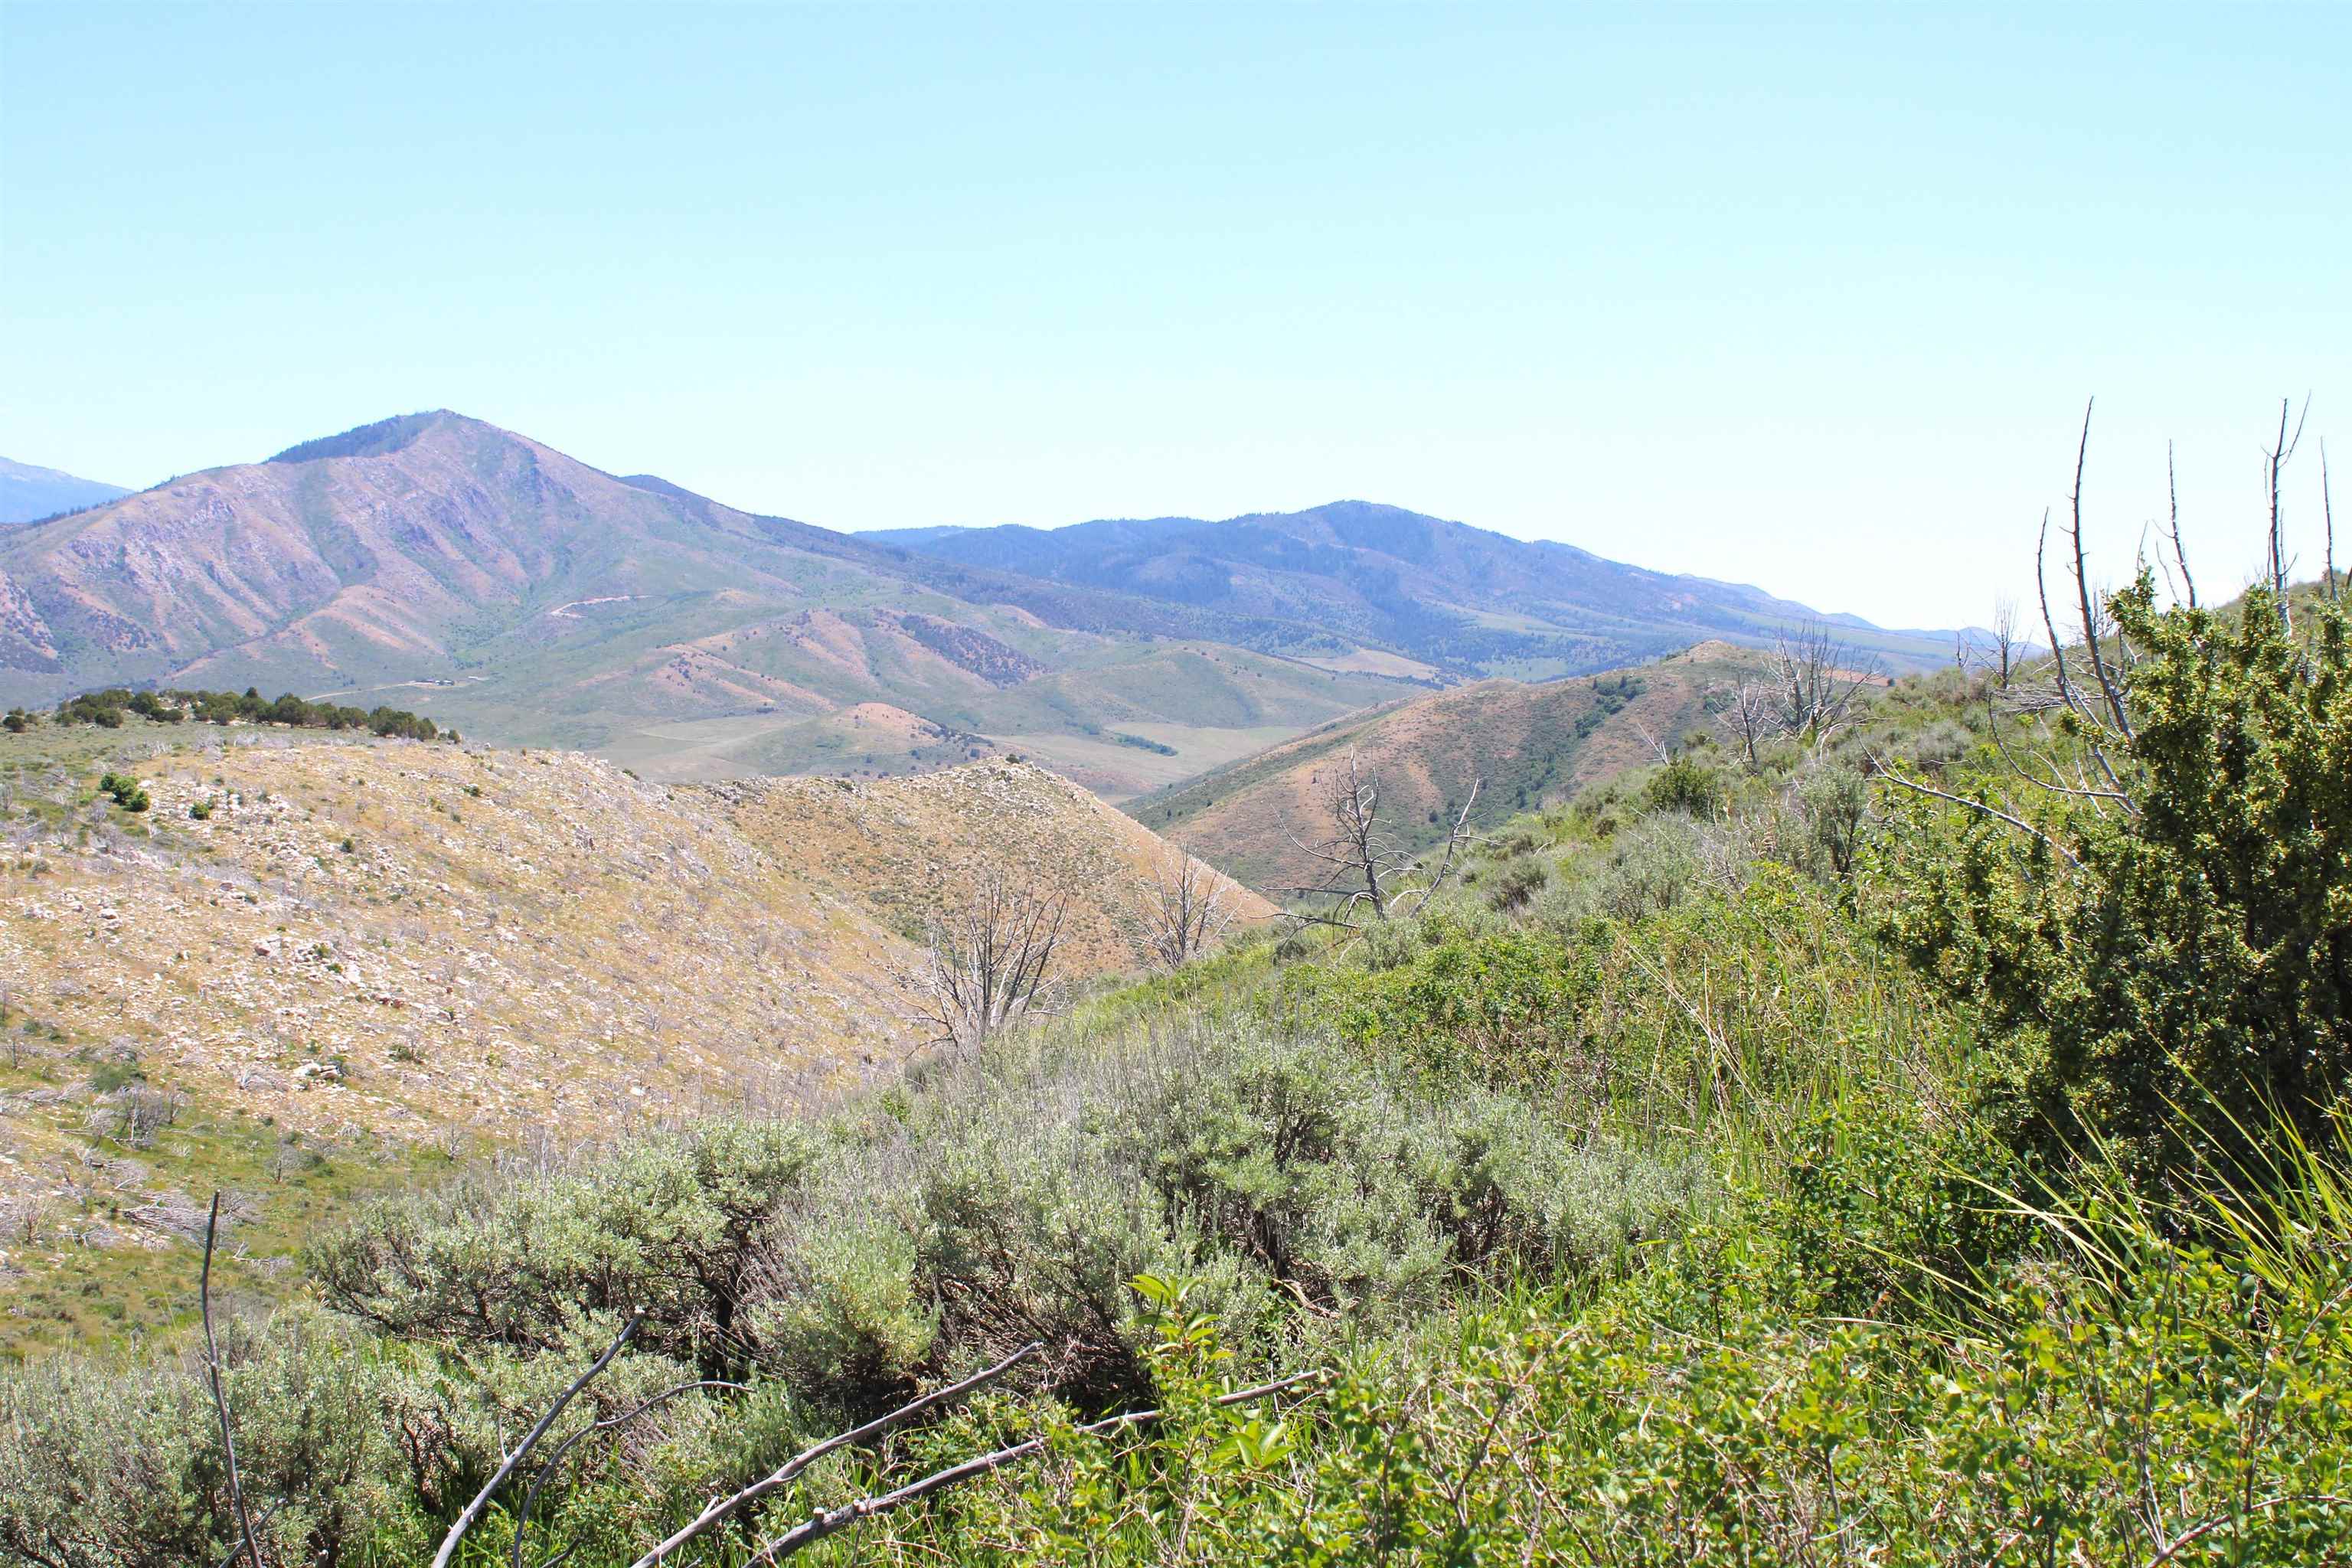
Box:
629 1341 1044 1568
433 1315 644 1568
515 1378 750 1568
748 1370 1325 1563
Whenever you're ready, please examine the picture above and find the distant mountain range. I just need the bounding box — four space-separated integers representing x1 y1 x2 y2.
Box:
0 457 129 525
870 504 1955 679
0 410 1957 789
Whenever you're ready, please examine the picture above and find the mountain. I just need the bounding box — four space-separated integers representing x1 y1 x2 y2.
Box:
0 412 1415 787
869 501 1957 680
0 457 129 524
0 413 1952 801
1129 641 1768 891
0 726 1267 1354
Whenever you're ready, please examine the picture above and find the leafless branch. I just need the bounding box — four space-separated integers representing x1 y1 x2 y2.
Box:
900 869 1070 1052
2324 438 2339 604
1871 757 2082 871
1131 850 1237 970
1710 678 1779 769
1285 750 1480 929
516 1380 750 1568
432 1315 644 1568
1766 623 1880 751
2264 394 2312 629
2166 440 2198 609
746 1370 1324 1563
2066 399 2132 739
202 1193 264 1568
629 1341 1044 1568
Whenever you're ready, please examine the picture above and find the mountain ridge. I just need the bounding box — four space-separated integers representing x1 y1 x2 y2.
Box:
0 456 131 526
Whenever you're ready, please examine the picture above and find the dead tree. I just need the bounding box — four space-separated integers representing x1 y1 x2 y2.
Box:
1990 596 2021 688
1288 750 1481 929
1710 678 1779 770
903 867 1070 1052
1766 623 1879 751
2324 438 2340 604
2264 395 2311 631
1132 848 1237 970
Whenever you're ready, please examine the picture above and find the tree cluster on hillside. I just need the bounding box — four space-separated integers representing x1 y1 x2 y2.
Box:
49 685 453 741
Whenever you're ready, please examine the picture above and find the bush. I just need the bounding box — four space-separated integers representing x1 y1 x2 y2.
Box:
1880 583 2352 1175
1642 754 1723 818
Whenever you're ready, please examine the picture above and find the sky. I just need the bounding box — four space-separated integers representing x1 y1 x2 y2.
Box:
2 3 2346 630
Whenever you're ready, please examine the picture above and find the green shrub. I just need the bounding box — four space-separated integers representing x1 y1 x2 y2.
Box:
1643 753 1723 818
1880 582 2352 1175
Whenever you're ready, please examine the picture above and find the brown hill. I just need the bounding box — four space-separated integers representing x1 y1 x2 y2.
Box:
1128 642 1766 892
0 727 1262 1354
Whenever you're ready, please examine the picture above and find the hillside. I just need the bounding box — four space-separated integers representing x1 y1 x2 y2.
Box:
0 458 128 526
0 413 1418 789
1129 640 1765 890
872 501 1959 679
0 722 1264 1355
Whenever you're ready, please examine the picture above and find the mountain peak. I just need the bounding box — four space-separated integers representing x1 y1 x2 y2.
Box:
266 409 481 466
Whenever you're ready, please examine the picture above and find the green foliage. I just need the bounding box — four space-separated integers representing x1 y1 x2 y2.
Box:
55 685 443 740
1880 582 2352 1174
5 569 2346 1566
96 771 150 812
1642 753 1723 818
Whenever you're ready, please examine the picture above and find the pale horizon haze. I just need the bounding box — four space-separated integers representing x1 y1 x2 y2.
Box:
3 2 2347 629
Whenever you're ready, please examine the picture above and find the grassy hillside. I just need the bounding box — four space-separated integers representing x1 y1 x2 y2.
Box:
0 715 1259 1360
3 578 2345 1566
9 561 2342 1560
1129 640 1766 889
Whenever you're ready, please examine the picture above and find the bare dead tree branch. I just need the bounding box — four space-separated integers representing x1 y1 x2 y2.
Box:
900 869 1070 1052
629 1341 1044 1568
746 1370 1324 1564
1286 751 1480 930
2066 399 2133 740
1990 597 2020 689
2167 440 2198 609
1710 678 1779 769
2325 438 2339 605
201 1194 264 1568
1870 757 2082 871
514 1380 750 1568
432 1315 644 1568
1132 850 1237 970
2264 394 2312 629
1766 623 1880 751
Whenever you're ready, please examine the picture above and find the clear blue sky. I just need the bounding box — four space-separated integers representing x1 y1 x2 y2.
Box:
3 3 2345 629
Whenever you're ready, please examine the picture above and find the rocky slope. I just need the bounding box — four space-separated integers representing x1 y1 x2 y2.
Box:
0 724 1263 1354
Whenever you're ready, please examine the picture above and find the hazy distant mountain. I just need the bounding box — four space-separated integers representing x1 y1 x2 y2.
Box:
0 412 1413 779
0 457 129 524
871 502 1954 679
